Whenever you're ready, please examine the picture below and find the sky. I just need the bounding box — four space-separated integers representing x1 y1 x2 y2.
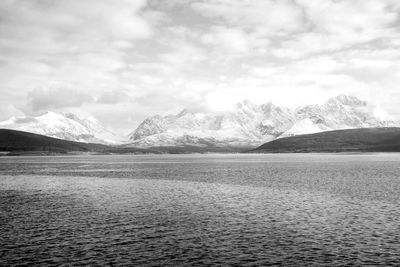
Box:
1 0 400 133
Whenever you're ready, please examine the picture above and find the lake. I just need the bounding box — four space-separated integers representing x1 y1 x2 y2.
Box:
1 154 400 266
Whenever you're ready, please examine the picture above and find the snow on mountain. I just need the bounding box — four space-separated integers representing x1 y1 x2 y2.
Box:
291 94 398 135
127 94 399 147
0 111 123 144
278 118 328 138
2 95 396 148
127 99 300 147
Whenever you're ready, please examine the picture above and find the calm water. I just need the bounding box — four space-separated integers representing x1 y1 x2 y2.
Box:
1 153 400 266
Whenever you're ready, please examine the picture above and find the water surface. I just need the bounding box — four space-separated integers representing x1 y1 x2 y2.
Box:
1 154 400 265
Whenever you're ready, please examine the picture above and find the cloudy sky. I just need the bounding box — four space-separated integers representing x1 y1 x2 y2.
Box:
1 0 400 133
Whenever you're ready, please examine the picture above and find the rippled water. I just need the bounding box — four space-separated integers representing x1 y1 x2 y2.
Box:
1 153 400 266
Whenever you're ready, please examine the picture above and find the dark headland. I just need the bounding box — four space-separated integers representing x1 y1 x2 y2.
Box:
0 129 153 155
251 127 400 153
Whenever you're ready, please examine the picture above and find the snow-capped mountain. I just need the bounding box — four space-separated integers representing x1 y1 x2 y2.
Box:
2 95 396 148
127 94 399 147
282 94 396 138
127 100 295 147
0 111 123 144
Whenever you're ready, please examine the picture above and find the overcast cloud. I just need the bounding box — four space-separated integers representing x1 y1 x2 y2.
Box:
1 0 400 133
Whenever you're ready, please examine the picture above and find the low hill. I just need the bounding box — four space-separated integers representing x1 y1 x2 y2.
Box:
0 129 112 154
251 128 400 153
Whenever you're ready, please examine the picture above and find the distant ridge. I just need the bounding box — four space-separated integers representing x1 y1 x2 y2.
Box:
251 128 400 153
0 129 111 154
128 95 399 148
1 95 398 148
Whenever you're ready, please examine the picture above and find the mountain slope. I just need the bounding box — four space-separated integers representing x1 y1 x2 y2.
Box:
283 94 396 137
251 128 400 153
127 95 399 148
0 129 158 155
0 112 123 144
0 129 110 153
127 100 296 147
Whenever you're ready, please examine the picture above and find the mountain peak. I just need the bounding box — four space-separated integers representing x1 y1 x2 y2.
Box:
260 102 279 112
38 111 67 121
236 99 258 110
41 111 61 116
177 108 191 117
326 94 366 106
63 112 80 121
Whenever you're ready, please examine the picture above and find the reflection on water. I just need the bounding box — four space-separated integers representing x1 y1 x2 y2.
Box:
1 154 400 265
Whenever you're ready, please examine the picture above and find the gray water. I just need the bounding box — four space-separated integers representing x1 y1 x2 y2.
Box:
1 153 400 266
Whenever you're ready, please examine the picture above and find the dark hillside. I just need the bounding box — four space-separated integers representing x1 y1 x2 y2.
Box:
0 129 110 153
252 128 400 153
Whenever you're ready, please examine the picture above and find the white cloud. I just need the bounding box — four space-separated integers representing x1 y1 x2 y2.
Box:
201 26 250 54
1 0 400 132
191 0 304 34
26 86 94 112
272 0 399 58
0 0 152 96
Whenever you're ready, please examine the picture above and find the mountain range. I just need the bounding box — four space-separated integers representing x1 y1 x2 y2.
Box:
0 94 398 148
126 94 398 147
